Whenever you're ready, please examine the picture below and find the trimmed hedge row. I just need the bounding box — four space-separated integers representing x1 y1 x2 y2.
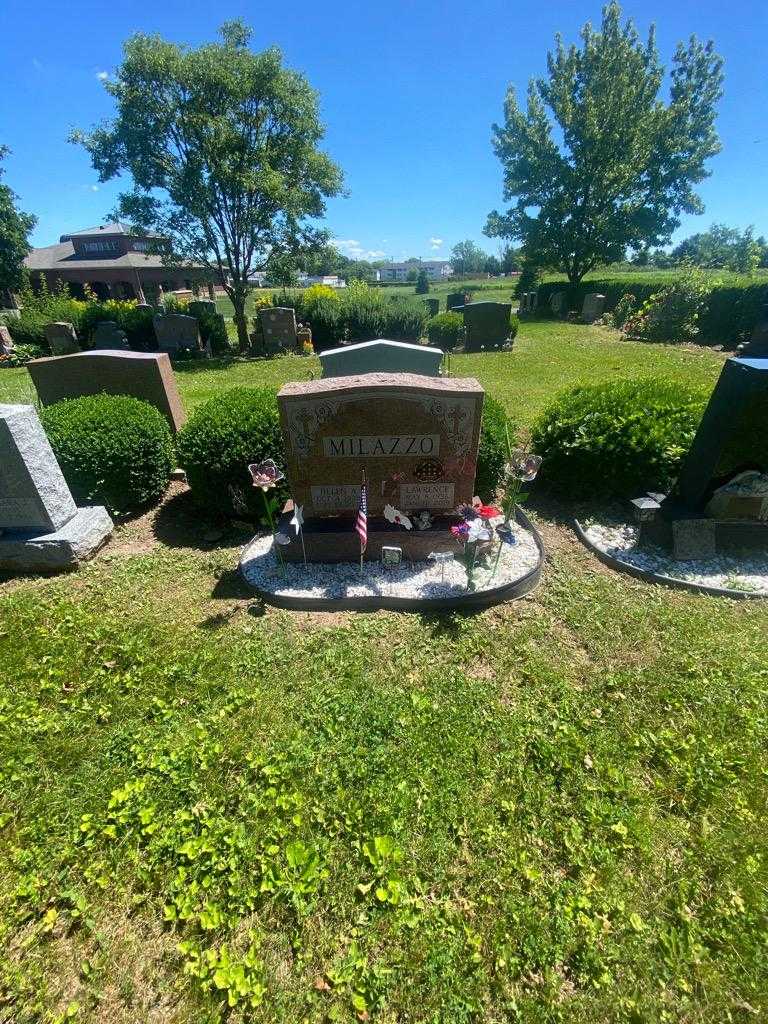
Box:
530 377 709 499
537 277 768 346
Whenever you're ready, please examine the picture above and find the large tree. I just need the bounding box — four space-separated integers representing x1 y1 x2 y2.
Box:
450 240 488 275
72 21 342 350
671 223 762 273
0 147 36 306
485 2 723 285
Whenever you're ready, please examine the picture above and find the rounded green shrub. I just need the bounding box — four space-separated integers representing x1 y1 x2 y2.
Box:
427 312 464 351
176 387 286 519
476 396 517 502
530 378 708 499
41 395 175 514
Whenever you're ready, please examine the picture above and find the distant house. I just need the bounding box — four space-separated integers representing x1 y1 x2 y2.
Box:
299 274 347 288
376 260 453 283
24 222 217 303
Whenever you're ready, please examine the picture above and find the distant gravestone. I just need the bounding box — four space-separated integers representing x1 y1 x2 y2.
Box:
259 307 297 350
188 299 217 317
0 404 113 572
319 339 443 379
424 298 440 318
456 301 513 352
550 291 567 317
92 321 130 351
28 350 187 433
581 293 606 324
45 322 80 356
0 324 15 357
446 292 466 312
153 314 202 355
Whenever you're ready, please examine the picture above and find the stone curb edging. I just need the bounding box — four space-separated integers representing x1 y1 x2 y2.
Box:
239 509 545 612
574 519 767 601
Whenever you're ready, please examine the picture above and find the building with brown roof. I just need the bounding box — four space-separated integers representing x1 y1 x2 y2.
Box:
24 222 217 303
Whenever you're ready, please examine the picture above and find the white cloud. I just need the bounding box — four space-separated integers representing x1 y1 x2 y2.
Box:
429 237 443 250
96 70 109 81
90 185 99 192
332 238 386 261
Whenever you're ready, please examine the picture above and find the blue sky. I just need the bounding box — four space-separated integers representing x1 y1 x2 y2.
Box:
1 0 766 260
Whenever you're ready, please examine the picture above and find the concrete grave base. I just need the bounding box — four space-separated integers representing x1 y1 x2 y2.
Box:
276 509 457 563
0 506 113 573
239 509 545 612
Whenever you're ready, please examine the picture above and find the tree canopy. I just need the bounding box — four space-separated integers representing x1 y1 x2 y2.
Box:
670 223 764 273
451 240 488 275
485 2 724 284
0 147 36 303
72 21 342 348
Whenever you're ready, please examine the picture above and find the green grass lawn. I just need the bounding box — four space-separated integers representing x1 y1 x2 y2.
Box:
0 319 725 429
1 323 765 1023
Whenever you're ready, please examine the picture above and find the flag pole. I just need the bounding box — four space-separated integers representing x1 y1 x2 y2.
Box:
360 469 366 574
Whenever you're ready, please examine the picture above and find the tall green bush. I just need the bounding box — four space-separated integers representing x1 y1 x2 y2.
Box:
623 269 711 342
176 387 286 519
476 396 517 502
41 395 174 514
530 378 708 499
427 312 464 351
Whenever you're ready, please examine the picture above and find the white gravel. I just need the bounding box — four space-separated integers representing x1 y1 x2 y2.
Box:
240 518 540 601
583 519 768 596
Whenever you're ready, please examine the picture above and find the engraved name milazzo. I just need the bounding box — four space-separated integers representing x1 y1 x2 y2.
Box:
322 434 440 458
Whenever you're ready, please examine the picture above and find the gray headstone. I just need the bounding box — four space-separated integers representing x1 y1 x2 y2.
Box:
188 300 217 317
45 321 80 356
259 307 297 349
0 404 77 532
319 339 443 378
92 321 130 351
153 314 201 353
550 291 567 317
0 324 15 356
582 293 606 324
456 301 513 352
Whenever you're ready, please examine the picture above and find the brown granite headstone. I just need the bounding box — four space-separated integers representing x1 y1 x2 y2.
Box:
278 372 484 519
27 350 186 433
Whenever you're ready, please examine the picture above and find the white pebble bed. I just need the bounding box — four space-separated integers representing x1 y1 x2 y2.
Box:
240 519 541 602
583 520 768 596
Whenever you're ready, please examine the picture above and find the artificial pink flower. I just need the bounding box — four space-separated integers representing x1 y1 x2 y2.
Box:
248 459 285 491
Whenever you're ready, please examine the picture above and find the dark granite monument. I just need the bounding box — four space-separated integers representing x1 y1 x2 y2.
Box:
641 357 768 556
456 301 513 352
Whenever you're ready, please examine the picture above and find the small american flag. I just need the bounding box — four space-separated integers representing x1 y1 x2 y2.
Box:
356 473 368 554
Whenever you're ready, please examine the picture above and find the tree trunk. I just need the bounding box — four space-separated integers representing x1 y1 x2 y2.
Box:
231 288 250 354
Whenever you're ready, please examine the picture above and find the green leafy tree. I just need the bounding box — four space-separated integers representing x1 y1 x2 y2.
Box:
450 240 487 275
671 223 762 272
72 22 342 351
0 147 36 305
485 2 723 285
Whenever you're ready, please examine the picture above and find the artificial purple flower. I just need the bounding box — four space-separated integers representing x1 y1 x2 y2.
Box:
248 459 285 491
